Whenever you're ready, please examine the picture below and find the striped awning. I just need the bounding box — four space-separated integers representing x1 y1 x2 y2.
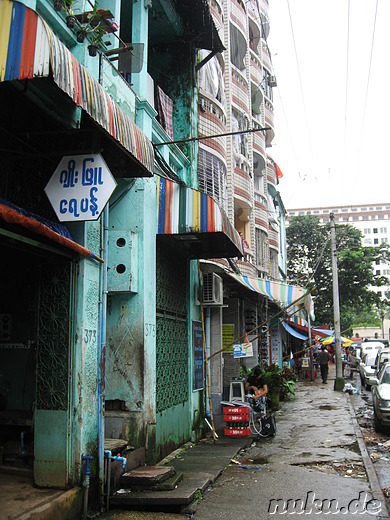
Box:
226 272 313 313
157 177 244 259
0 0 154 175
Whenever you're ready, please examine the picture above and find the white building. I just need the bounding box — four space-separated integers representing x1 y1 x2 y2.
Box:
287 203 390 340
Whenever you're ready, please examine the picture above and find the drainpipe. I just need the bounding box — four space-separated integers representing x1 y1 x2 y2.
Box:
205 307 211 418
82 455 93 520
98 205 109 505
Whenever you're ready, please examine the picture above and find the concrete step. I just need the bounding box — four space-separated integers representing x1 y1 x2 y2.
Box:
120 465 175 488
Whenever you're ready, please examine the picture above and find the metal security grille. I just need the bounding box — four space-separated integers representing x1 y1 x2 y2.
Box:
36 261 73 410
156 241 188 412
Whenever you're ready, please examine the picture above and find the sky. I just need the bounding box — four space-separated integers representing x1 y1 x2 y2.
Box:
267 0 390 210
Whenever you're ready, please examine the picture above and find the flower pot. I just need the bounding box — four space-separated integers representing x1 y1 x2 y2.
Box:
77 30 86 43
66 15 76 29
88 44 99 57
53 0 64 12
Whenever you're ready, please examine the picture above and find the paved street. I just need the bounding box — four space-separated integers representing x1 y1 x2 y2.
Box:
102 365 390 520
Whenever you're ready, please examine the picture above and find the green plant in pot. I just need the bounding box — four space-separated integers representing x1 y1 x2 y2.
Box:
262 364 284 409
65 0 76 29
87 23 107 56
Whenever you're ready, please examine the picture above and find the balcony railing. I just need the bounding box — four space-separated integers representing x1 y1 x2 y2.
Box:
231 0 247 32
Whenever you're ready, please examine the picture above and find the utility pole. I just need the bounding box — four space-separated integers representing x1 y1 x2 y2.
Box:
330 213 344 391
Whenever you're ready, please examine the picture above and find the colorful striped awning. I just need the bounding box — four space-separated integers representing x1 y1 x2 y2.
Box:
157 177 244 259
0 0 154 175
226 272 313 316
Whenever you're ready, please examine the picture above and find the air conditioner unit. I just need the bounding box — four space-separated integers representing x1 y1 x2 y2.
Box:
202 273 223 306
268 76 277 88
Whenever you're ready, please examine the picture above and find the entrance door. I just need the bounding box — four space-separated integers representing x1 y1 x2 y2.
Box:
34 260 75 488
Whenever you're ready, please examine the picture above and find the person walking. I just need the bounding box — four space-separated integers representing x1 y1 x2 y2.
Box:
318 345 330 383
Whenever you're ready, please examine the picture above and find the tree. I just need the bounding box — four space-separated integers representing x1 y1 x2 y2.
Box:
286 215 387 333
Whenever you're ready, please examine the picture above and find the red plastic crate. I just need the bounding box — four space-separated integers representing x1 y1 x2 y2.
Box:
223 406 249 415
223 412 250 422
224 427 251 437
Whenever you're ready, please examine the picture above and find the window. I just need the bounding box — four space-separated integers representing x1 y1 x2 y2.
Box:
323 210 329 214
364 238 372 245
383 269 390 276
373 228 378 233
382 238 389 244
351 208 357 212
364 228 371 234
380 227 387 233
376 270 381 275
313 210 319 214
374 239 379 244
375 260 380 265
377 291 382 297
343 217 349 222
376 207 382 210
361 208 367 212
352 217 358 221
342 209 348 213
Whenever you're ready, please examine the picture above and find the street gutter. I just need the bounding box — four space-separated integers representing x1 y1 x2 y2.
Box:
347 394 390 519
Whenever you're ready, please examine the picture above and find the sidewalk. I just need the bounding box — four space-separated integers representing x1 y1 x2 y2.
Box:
3 364 390 519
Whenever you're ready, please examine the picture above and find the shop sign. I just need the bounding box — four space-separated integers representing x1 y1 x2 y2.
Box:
233 342 253 358
192 321 204 391
45 154 117 222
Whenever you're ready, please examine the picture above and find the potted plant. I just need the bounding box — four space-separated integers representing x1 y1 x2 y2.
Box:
65 0 76 29
53 0 64 12
87 23 107 56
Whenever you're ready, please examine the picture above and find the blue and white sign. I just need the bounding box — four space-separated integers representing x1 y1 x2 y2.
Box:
233 342 253 359
45 154 117 222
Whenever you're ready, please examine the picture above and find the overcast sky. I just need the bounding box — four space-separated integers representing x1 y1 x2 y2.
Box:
268 0 390 210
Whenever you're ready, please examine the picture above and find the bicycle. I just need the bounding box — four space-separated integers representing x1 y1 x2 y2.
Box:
246 396 276 438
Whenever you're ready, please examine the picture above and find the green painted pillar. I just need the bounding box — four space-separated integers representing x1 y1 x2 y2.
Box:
131 0 150 99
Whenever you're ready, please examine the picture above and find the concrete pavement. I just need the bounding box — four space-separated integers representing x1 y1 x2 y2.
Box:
3 364 390 519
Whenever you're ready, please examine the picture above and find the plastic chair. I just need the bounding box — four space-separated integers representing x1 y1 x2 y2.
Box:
229 379 246 402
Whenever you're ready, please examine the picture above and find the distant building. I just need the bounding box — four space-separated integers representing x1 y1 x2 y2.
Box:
286 203 390 340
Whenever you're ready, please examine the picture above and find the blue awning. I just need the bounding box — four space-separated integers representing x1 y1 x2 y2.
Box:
282 321 308 340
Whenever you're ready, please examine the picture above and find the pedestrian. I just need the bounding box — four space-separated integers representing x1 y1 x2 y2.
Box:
318 345 330 384
245 367 268 400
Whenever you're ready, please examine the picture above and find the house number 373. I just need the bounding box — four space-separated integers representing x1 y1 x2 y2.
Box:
84 329 97 344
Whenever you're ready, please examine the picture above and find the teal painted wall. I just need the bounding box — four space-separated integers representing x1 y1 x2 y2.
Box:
105 177 157 450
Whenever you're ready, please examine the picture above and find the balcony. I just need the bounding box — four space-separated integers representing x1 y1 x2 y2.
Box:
264 99 275 145
250 52 262 86
231 69 250 115
268 226 279 253
259 0 269 17
231 0 247 33
198 93 227 159
254 194 268 232
209 0 224 31
234 167 252 206
261 41 272 72
248 15 261 56
253 129 266 157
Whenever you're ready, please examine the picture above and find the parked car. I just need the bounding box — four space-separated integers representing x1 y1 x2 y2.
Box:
374 348 390 377
371 361 390 432
363 338 389 348
359 351 378 389
360 341 383 359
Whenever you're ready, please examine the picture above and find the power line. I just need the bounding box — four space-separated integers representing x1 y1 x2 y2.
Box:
358 0 379 170
343 0 350 158
285 0 314 172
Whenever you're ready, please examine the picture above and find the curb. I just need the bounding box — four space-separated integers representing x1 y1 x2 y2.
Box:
347 394 390 519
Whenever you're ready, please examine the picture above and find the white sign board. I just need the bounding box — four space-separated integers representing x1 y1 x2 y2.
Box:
45 154 117 222
233 342 253 359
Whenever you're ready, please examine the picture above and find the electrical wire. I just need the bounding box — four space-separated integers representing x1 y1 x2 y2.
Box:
343 0 350 162
285 0 314 172
358 0 379 166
